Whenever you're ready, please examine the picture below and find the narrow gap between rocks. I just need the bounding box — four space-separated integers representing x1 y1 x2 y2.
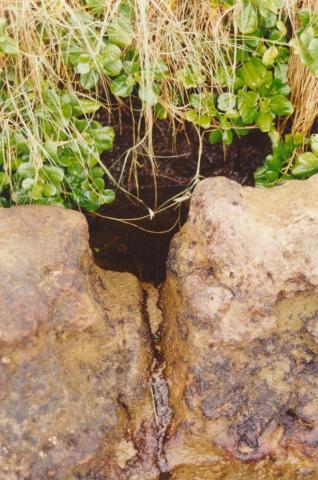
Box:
84 124 271 478
87 125 270 285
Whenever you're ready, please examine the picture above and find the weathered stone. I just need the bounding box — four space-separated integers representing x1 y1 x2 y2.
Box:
0 206 157 480
162 176 318 478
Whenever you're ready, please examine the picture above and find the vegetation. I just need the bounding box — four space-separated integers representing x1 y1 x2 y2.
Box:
0 0 318 211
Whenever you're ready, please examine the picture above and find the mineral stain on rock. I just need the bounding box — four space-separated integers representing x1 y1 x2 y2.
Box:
2 177 318 479
162 176 318 478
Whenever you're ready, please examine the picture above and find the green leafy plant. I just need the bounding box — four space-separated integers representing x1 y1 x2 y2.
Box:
254 131 318 187
178 0 293 146
0 83 115 210
61 5 168 111
291 8 318 76
2 0 318 215
0 15 116 211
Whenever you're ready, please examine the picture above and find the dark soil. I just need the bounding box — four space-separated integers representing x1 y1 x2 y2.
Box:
87 110 271 284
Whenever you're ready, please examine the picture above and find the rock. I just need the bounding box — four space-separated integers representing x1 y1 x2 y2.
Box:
162 176 318 478
0 206 157 480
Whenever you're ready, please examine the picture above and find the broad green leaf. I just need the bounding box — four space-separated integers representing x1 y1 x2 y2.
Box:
264 153 281 171
110 74 134 97
215 65 233 88
222 129 233 145
217 92 236 112
42 165 65 184
208 130 222 144
238 91 258 124
100 43 123 76
58 149 74 167
237 3 258 34
262 46 279 66
108 15 133 48
270 79 291 96
155 103 167 120
21 178 35 191
0 35 19 56
17 162 36 179
91 166 104 178
123 59 139 76
292 152 318 178
190 93 216 116
80 70 100 89
297 8 313 28
43 183 58 197
44 141 59 162
100 43 122 62
270 95 294 116
14 133 30 155
274 63 288 82
75 54 92 75
72 98 101 116
31 184 43 200
92 177 105 190
177 67 206 89
103 58 123 77
257 0 285 16
100 189 115 204
62 42 83 66
61 95 73 120
185 110 198 123
293 132 304 146
151 60 169 81
239 58 268 90
81 190 100 211
300 27 314 48
138 83 160 106
196 114 211 129
190 93 203 110
277 20 287 38
256 111 275 132
90 125 115 153
118 0 135 18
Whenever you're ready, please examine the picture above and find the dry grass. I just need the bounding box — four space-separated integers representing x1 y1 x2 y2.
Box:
287 0 318 136
0 0 238 197
0 0 318 207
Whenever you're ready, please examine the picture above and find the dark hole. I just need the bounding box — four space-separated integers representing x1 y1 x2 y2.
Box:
159 473 172 479
87 112 271 284
285 409 297 420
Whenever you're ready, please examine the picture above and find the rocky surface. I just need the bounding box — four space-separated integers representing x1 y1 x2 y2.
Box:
0 206 157 480
3 176 318 480
162 175 318 478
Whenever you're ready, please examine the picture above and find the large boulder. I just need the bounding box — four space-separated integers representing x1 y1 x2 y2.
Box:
0 206 157 480
162 176 318 479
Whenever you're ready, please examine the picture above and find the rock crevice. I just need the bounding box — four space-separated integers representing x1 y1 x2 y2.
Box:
3 177 318 479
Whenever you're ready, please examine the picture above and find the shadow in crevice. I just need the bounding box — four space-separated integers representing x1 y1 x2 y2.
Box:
87 124 271 285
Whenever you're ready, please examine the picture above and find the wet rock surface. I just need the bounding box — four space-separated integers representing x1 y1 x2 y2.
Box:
3 175 318 480
0 206 157 480
162 176 318 478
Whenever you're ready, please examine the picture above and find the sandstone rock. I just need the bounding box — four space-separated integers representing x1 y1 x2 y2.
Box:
162 176 318 478
0 206 157 480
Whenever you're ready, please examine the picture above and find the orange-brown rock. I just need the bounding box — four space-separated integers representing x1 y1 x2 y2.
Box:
162 176 318 479
0 206 157 480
